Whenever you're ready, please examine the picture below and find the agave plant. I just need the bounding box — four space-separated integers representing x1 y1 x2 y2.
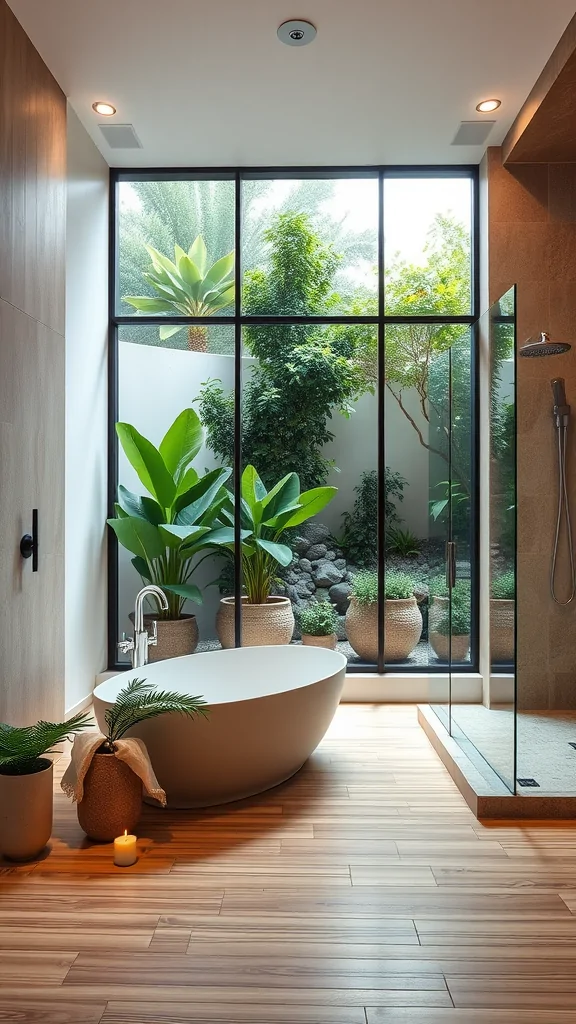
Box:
101 678 208 752
216 465 336 604
123 237 235 352
107 407 233 619
0 712 93 776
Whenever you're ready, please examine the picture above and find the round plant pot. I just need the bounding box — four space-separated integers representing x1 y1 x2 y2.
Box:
490 598 515 663
130 613 199 662
428 595 449 633
346 596 422 663
77 752 142 842
0 759 53 861
302 633 338 650
430 631 470 662
216 596 295 649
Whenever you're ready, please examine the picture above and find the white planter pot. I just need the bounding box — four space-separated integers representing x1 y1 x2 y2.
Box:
217 596 295 648
302 633 338 650
0 759 53 861
346 596 422 662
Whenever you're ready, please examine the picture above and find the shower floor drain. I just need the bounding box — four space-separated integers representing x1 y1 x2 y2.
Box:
517 778 540 788
569 743 576 750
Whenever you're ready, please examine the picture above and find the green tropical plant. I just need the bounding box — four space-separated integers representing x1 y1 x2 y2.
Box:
0 712 93 776
107 408 232 620
216 465 336 604
101 678 208 752
386 527 421 558
123 237 234 352
492 570 515 600
299 601 338 637
339 468 406 568
351 569 415 605
199 212 371 490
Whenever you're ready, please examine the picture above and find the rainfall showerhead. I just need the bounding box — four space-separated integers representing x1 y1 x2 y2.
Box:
520 332 571 357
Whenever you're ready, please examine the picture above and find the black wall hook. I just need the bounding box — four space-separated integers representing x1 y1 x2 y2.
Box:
20 509 38 572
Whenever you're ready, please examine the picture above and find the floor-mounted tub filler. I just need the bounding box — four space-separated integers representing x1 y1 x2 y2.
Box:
93 645 347 808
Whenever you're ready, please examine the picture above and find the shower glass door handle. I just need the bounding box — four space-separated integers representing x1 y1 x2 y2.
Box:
445 541 457 590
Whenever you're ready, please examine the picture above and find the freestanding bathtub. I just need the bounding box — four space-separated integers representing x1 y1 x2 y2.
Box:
93 645 347 808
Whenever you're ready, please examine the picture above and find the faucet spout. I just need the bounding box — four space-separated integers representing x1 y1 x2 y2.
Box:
134 585 169 634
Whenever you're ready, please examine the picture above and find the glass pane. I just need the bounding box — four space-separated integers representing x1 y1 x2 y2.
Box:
450 291 516 793
426 340 451 715
115 325 235 662
213 323 376 664
384 177 472 316
241 178 378 316
117 177 235 319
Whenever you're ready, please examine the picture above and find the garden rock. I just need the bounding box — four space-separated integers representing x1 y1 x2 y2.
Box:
306 543 328 561
329 582 352 614
298 558 313 573
313 560 344 588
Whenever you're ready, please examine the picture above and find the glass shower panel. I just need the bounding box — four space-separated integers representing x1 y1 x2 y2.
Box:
450 291 517 793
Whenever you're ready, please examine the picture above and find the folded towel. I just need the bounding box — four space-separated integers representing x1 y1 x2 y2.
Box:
61 731 167 807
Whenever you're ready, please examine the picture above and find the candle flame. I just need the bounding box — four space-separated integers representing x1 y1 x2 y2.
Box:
124 829 127 837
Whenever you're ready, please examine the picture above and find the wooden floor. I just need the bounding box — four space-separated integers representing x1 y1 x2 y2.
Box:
2 704 576 1023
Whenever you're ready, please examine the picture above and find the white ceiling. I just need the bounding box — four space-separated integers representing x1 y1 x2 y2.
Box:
8 0 576 167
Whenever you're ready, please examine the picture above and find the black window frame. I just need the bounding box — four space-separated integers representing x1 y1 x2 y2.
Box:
108 164 480 673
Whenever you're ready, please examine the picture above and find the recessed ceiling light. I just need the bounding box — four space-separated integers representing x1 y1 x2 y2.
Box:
277 20 316 46
476 98 501 113
92 101 116 116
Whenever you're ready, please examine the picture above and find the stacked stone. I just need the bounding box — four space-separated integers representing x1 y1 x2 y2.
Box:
278 522 360 639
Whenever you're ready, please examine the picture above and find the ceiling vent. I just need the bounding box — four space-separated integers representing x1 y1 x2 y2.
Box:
451 120 496 146
98 123 142 149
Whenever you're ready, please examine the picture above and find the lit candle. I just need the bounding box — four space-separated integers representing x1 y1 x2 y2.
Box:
113 830 137 867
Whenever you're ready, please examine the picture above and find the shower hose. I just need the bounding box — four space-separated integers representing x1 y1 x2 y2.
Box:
551 419 576 605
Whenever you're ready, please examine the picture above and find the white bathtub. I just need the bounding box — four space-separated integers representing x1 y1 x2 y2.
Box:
93 645 347 808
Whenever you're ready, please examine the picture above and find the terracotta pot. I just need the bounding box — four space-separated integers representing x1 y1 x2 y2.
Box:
77 752 142 842
346 596 422 662
430 631 470 662
0 759 53 861
490 598 515 663
131 613 198 662
216 596 295 648
302 633 338 650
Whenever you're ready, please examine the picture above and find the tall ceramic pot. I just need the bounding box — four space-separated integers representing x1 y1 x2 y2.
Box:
346 596 422 662
131 613 199 661
217 596 295 648
0 759 53 861
490 599 515 662
301 633 338 650
77 752 142 842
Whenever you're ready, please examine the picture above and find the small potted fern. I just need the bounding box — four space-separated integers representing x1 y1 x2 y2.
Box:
491 569 515 663
346 569 422 663
74 679 207 841
0 712 92 860
299 601 339 650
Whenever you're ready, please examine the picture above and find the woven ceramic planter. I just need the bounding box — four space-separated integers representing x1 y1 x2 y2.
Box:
346 596 422 662
132 613 198 662
428 595 449 632
302 633 338 650
77 753 142 842
490 599 515 663
0 759 53 861
216 596 295 649
429 631 470 662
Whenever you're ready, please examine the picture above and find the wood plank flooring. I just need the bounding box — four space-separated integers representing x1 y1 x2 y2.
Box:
2 704 576 1022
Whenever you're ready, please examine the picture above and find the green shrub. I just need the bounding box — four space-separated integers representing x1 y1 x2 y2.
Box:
351 569 414 605
429 576 471 600
492 570 515 600
386 527 420 558
340 468 406 567
434 602 471 637
299 601 338 637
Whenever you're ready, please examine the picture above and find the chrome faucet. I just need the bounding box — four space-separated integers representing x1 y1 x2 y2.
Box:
118 585 169 668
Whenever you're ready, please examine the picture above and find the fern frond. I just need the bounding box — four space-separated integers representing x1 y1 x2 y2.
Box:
104 677 209 743
0 711 93 774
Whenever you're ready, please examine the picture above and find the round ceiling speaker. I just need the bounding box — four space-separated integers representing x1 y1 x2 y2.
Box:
277 20 317 46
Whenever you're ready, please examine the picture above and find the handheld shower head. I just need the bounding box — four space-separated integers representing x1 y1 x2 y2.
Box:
520 332 572 357
552 378 568 409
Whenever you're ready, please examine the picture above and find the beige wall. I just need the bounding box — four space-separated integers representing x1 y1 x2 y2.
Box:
65 106 108 714
486 147 576 709
0 0 66 723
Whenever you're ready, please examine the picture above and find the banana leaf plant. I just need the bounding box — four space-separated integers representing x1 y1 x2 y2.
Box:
216 465 337 604
107 408 233 620
123 237 234 352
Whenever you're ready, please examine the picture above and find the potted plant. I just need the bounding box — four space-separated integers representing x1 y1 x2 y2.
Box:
429 596 471 662
491 569 515 663
299 601 339 650
107 408 232 660
428 576 471 633
346 569 422 662
0 711 92 860
123 237 234 352
215 465 336 648
71 678 208 841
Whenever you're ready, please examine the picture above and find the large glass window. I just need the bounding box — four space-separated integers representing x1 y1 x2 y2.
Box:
109 168 477 671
